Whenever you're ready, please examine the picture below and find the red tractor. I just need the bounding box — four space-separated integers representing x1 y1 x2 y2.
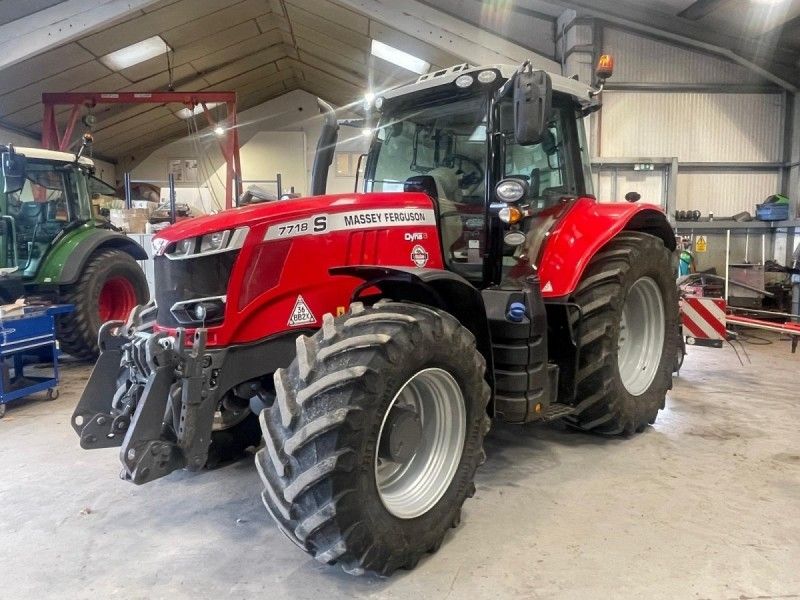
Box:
73 60 678 576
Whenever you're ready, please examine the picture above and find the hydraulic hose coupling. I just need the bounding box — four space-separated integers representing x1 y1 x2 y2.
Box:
507 302 527 323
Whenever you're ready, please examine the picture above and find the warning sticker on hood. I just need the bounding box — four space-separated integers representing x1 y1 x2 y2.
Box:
288 295 316 326
264 208 436 240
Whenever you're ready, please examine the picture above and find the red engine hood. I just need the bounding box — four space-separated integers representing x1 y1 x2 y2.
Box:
153 192 436 243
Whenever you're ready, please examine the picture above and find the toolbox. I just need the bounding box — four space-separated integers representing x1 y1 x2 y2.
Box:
755 194 790 221
0 304 73 418
755 203 789 221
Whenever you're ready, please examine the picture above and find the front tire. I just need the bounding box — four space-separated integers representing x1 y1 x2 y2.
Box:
255 301 490 576
57 248 149 360
565 232 678 435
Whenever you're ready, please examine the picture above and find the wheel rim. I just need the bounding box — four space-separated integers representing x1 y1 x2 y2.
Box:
213 406 250 431
617 277 666 396
98 277 137 322
375 368 466 520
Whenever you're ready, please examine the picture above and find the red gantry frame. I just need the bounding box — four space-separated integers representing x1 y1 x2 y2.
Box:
41 91 243 209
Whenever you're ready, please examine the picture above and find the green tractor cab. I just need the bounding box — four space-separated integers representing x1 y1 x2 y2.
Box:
0 144 149 359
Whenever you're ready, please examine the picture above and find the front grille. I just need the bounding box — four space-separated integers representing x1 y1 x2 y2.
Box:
154 251 238 328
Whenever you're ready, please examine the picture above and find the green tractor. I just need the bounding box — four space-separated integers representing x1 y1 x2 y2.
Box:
0 144 149 359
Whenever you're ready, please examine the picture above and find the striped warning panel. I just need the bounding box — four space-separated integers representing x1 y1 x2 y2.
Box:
680 297 727 340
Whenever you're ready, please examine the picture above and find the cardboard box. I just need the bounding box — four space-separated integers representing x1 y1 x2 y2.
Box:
110 208 150 233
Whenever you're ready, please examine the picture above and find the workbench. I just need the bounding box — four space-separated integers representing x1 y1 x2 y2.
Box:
0 304 73 418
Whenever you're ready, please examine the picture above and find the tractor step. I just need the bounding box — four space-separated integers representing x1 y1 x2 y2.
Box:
542 403 575 420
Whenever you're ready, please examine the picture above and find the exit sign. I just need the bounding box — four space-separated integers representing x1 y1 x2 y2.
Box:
633 163 655 171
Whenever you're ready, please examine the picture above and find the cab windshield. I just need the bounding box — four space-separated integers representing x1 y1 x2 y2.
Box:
366 95 488 202
365 95 489 280
1 161 83 276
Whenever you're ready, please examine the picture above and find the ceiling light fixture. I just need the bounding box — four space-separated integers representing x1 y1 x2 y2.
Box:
370 39 430 74
214 126 225 136
99 36 171 71
176 102 223 119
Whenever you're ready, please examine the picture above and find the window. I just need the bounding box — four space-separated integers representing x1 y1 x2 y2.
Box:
334 152 361 177
88 174 117 198
367 95 488 200
498 100 576 209
366 95 490 281
8 165 71 222
6 162 74 274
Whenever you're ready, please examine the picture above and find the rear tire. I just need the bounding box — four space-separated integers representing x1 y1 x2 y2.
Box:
57 249 149 360
565 232 678 435
255 300 490 576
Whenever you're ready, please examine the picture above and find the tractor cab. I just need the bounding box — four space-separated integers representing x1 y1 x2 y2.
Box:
0 145 99 280
362 63 598 285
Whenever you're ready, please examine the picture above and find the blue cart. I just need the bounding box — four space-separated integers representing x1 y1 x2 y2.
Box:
0 304 74 418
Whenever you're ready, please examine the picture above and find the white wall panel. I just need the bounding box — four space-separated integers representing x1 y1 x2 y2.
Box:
676 172 780 215
595 170 668 206
599 92 784 162
603 28 763 84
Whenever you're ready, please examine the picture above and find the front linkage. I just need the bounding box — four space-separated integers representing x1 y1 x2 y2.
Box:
72 313 221 484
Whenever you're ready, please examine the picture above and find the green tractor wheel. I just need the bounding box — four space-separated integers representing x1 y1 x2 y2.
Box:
57 248 149 360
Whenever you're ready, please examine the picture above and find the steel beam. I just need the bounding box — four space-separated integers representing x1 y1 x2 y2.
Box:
604 83 782 94
677 162 785 171
0 0 161 71
334 0 560 73
41 92 238 106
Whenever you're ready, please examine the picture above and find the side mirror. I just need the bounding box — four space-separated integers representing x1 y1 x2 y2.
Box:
513 65 552 146
1 149 26 194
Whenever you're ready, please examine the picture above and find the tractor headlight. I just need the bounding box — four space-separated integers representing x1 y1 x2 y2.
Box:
175 237 196 256
495 178 528 203
170 295 226 325
165 227 249 260
477 70 497 83
193 303 207 321
455 74 474 88
200 230 230 253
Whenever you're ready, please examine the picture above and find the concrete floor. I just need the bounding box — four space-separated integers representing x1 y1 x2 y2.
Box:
1 335 798 600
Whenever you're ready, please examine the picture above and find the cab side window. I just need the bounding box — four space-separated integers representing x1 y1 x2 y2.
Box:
500 103 573 209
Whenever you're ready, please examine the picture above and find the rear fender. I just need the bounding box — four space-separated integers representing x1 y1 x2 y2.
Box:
537 197 675 299
330 265 495 410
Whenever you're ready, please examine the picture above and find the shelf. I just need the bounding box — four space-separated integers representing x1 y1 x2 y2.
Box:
673 220 800 231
